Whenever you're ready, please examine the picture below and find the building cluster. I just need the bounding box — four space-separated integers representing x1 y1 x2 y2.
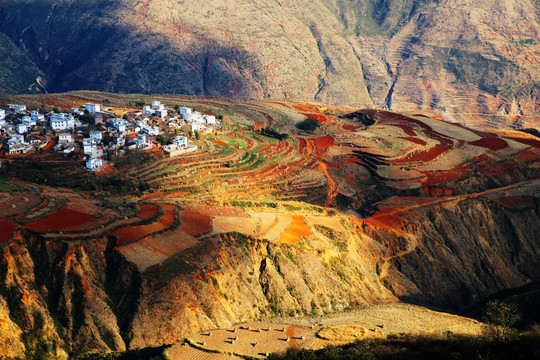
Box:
0 100 220 170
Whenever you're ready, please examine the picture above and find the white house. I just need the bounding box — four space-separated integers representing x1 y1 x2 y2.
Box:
0 109 5 120
70 107 84 115
155 109 167 119
143 106 153 115
89 130 103 141
113 135 125 146
135 134 152 149
22 116 36 126
58 133 73 144
63 144 75 154
86 157 103 170
16 124 27 134
191 122 202 132
8 104 26 113
204 115 216 125
82 138 98 154
7 143 29 155
109 118 127 132
180 107 192 116
151 101 164 111
30 111 45 122
50 113 75 130
142 126 159 136
85 103 101 113
9 134 25 144
173 136 188 148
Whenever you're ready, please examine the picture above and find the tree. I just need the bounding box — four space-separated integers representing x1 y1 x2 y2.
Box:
194 130 201 140
122 114 129 121
483 300 521 341
297 118 319 131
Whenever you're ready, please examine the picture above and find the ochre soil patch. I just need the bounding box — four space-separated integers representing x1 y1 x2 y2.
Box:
277 215 311 244
25 206 95 232
311 136 335 156
0 220 17 243
180 207 212 236
112 203 176 245
165 191 191 197
138 203 160 220
470 137 508 151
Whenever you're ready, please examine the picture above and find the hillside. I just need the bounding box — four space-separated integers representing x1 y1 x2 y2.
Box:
0 0 539 128
0 92 540 358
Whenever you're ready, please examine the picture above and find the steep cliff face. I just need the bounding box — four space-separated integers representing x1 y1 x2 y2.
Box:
374 195 540 310
1 189 539 357
1 0 538 127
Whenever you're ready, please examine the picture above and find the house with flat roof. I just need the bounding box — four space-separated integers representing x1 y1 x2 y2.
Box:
109 118 127 132
50 113 75 130
85 103 101 113
30 111 45 122
86 157 103 170
8 104 26 113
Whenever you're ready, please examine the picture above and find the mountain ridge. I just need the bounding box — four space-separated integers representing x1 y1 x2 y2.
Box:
0 0 539 128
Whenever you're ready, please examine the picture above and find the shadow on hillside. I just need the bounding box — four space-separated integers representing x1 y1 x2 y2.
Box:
0 0 262 97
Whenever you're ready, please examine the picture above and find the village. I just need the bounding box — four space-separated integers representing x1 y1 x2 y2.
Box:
0 101 220 171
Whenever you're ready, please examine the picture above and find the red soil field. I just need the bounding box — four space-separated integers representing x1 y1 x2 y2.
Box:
506 137 540 149
138 203 160 220
141 191 165 199
180 207 212 236
0 220 17 243
393 142 449 163
212 140 229 147
112 203 177 245
311 136 335 156
342 124 361 131
363 208 406 233
470 137 508 151
499 196 536 209
301 112 331 123
516 150 540 162
422 170 465 186
277 215 311 244
298 138 307 154
399 136 427 146
389 124 417 137
25 206 95 232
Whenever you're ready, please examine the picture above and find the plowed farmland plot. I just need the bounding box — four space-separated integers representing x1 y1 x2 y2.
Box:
0 220 17 243
277 215 311 244
112 203 177 245
180 207 212 236
25 206 96 232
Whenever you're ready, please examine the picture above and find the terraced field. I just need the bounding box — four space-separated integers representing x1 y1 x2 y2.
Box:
1 94 539 251
1 92 540 359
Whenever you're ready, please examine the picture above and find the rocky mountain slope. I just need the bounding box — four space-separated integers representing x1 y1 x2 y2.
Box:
1 182 539 358
0 0 539 127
